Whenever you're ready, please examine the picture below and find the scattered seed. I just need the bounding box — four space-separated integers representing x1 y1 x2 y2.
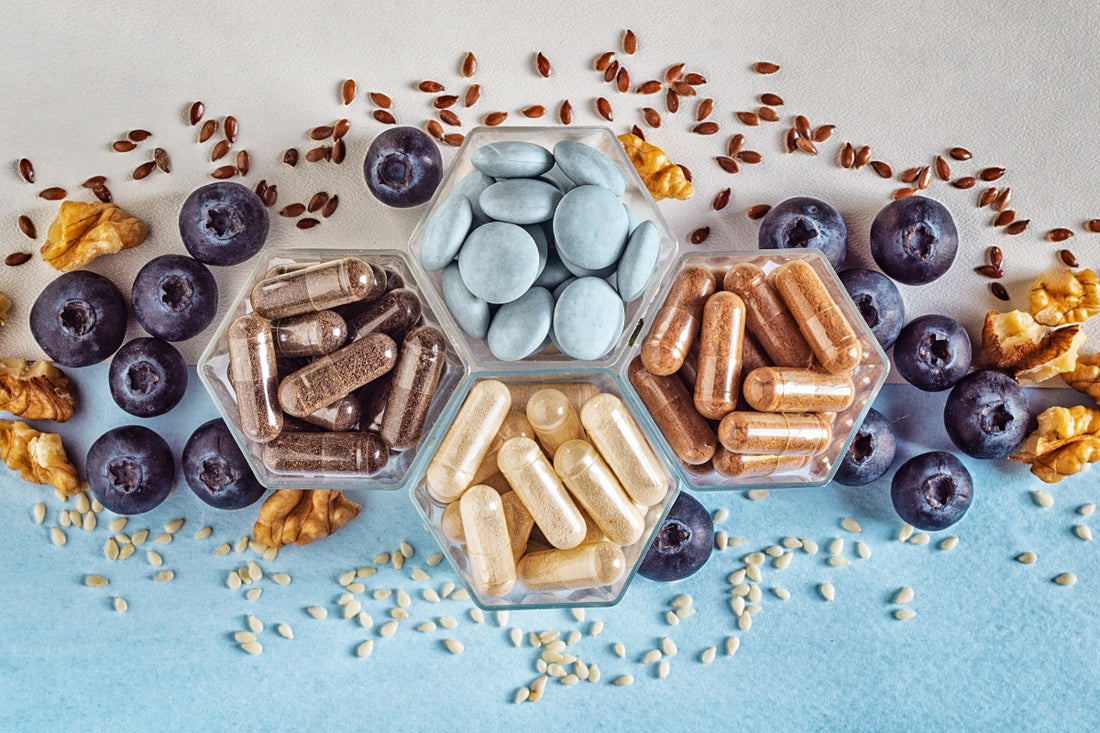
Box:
1016 552 1038 564
146 550 163 567
131 161 156 180
671 81 697 97
306 146 332 163
557 99 574 125
234 149 250 175
309 125 335 140
613 674 635 687
948 147 972 161
379 620 399 637
336 78 357 105
373 110 397 125
736 111 760 126
978 166 1006 181
909 533 930 546
841 518 862 534
870 160 892 178
839 142 855 168
356 639 375 658
211 165 237 180
461 51 477 78
894 586 914 605
223 116 238 143
1005 219 1029 235
112 140 137 153
1079 503 1096 516
664 88 680 114
692 98 714 122
198 118 217 143
746 489 770 501
990 282 1010 301
693 121 719 136
297 218 321 230
484 111 508 126
905 170 928 186
1075 525 1093 541
736 150 762 164
18 158 34 183
747 203 772 220
520 104 546 119
51 527 66 546
84 574 109 588
892 188 918 200
811 124 834 142
306 606 327 620
469 607 485 624
594 97 613 121
1054 573 1077 586
974 265 1003 279
715 156 739 174
443 638 465 655
994 209 1016 226
700 647 717 664
756 106 779 122
753 61 780 74
153 570 174 582
711 188 731 211
636 80 662 94
280 203 306 218
689 227 709 244
992 187 1013 212
39 187 67 200
419 80 445 93
914 166 932 190
820 583 835 602
621 29 637 54
451 587 470 601
795 137 818 155
5 251 31 267
894 608 916 621
640 107 661 128
1085 219 1100 233
118 544 134 560
829 556 851 568
1058 249 1079 268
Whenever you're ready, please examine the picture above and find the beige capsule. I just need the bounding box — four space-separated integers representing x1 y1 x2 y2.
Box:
641 266 716 376
742 367 855 412
507 382 601 412
718 411 832 456
500 491 535 563
579 393 667 506
460 484 517 597
723 263 814 368
498 437 586 549
711 446 812 478
526 388 585 458
426 380 512 503
470 409 536 487
770 260 862 373
554 440 644 545
517 541 626 592
694 291 746 419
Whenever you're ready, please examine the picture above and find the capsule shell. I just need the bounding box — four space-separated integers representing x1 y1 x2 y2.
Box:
460 484 517 597
628 356 716 465
517 541 626 592
508 381 601 412
227 313 282 442
272 310 348 358
742 366 855 412
497 436 586 549
500 490 535 563
554 440 644 545
641 265 716 375
347 288 423 341
723 262 814 368
260 431 387 474
470 409 536 487
425 379 512 503
380 326 447 450
277 332 397 417
770 260 862 373
579 392 667 506
299 392 361 431
694 291 746 419
717 411 832 456
712 446 812 478
251 257 386 319
526 388 586 458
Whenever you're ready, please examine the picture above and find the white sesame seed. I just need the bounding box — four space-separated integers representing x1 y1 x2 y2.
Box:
277 623 293 639
147 550 163 567
781 536 802 549
545 640 567 653
894 608 916 621
1075 525 1093 542
1078 503 1096 517
389 608 409 620
575 660 589 680
802 539 819 555
357 566 377 578
747 604 762 614
307 606 328 620
730 595 746 616
727 569 746 585
227 571 242 591
422 589 441 603
667 612 682 625
411 568 431 582
530 675 548 700
346 582 367 595
84 574 109 588
746 489 769 501
713 508 729 524
675 606 696 620
671 593 693 608
272 572 291 586
132 529 149 546
214 543 231 556
74 492 90 513
566 630 581 646
392 553 404 571
374 552 390 564
113 596 127 613
514 687 530 704
509 627 523 646
396 589 411 608
451 588 470 601
828 556 851 568
829 537 844 555
357 639 374 658
560 673 580 686
657 660 670 679
90 497 103 513
661 637 677 657
154 533 172 545
589 620 604 636
357 612 373 628
154 570 175 582
495 610 509 627
379 620 399 637
700 646 717 664
725 636 740 656
108 516 127 532
165 518 184 534
104 538 119 561
371 589 392 601
426 553 444 566
588 663 601 683
339 569 356 586
444 639 464 655
439 616 458 630
744 552 765 565
1033 490 1054 508
820 582 835 602
32 503 46 525
764 544 784 558
249 540 268 555
50 526 66 546
728 536 747 547
715 531 728 551
897 524 914 542
337 592 353 606
241 641 262 655
894 587 915 605
440 581 456 599
82 512 96 532
773 587 791 601
731 582 750 596
117 543 134 560
1016 552 1038 564
1054 572 1078 586
470 607 485 624
344 600 362 619
613 642 626 658
537 658 550 673
857 541 872 559
59 511 71 529
748 583 762 603
745 564 762 582
570 607 585 623
737 611 752 631
613 674 634 686
909 533 930 546
234 630 257 644
841 517 863 534
547 663 566 677
417 621 438 633
195 526 213 540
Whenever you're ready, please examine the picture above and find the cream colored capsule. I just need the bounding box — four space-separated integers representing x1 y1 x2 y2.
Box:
526 388 586 457
500 491 535 563
440 500 465 543
460 484 517 597
508 382 601 412
497 437 586 549
426 380 512 503
770 260 862 374
742 367 855 412
517 542 626 592
554 440 644 545
580 393 668 506
711 446 813 478
470 409 536 487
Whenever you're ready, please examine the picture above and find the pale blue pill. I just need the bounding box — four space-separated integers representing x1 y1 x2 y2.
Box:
480 179 563 225
486 287 554 361
623 201 640 232
457 221 540 304
419 194 473 271
472 141 555 178
552 140 626 196
441 262 490 338
521 223 550 279
533 246 572 289
558 247 617 279
552 277 625 360
452 171 494 223
547 277 578 354
616 220 660 302
553 184 629 270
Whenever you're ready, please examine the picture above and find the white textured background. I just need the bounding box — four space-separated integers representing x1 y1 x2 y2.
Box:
2 0 1098 376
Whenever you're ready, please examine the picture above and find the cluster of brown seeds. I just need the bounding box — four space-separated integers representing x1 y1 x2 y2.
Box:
189 103 250 181
279 191 340 229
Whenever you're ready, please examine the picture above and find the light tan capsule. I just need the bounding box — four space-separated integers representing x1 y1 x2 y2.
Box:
470 409 536 487
554 439 644 545
526 388 585 458
723 262 814 368
507 382 602 412
500 491 535 563
498 436 586 549
426 379 512 503
743 367 854 412
517 541 626 591
460 484 517 597
718 411 832 455
771 260 862 373
694 291 746 419
712 446 812 478
641 265 717 376
580 392 668 506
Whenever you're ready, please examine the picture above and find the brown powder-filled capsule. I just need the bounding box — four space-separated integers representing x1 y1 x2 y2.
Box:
517 541 626 592
711 446 812 478
260 431 387 474
628 356 716 465
251 257 386 320
227 313 282 443
694 291 746 420
298 393 362 431
278 332 397 418
770 260 862 373
380 326 447 450
358 372 392 430
272 310 348 358
742 366 855 413
641 265 716 376
526 388 586 458
347 288 422 341
717 411 832 456
723 262 814 368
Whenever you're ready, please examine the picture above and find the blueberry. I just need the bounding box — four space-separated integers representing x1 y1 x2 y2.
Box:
892 314 972 391
890 451 973 531
363 126 443 208
179 181 269 266
838 269 905 349
30 271 127 367
943 369 1031 459
869 196 958 285
834 408 897 486
131 254 218 342
757 196 847 269
108 338 187 417
86 425 176 515
638 491 713 582
182 418 265 510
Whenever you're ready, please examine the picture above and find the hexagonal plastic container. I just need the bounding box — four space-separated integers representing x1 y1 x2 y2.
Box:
619 249 889 490
409 369 679 610
197 248 466 491
407 125 680 368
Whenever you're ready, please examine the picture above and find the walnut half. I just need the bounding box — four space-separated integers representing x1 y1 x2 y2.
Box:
0 359 77 422
253 489 361 547
976 310 1084 384
618 133 694 201
40 200 147 271
1029 268 1100 327
1010 404 1100 483
0 419 80 494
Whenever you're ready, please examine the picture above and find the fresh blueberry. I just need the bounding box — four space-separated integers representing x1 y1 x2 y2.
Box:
363 126 443 208
108 338 187 417
890 451 973 531
30 271 128 367
182 418 265 510
179 181 269 266
757 196 847 269
834 408 897 486
86 425 176 515
838 268 905 349
638 491 713 582
869 196 958 285
131 254 218 342
892 314 972 391
943 369 1031 459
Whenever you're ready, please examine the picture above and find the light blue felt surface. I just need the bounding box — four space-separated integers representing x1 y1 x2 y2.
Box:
2 368 1099 731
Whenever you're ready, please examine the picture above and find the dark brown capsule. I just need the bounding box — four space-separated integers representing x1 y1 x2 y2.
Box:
369 91 391 108
307 192 329 212
236 150 251 176
760 93 784 106
39 187 66 200
712 188 731 211
1005 219 1029 235
331 139 346 164
990 282 1010 301
1060 249 1079 267
153 147 171 173
696 98 714 121
736 150 762 164
283 148 299 166
934 155 951 181
693 122 720 135
715 156 739 174
630 125 645 140
442 133 465 147
333 118 350 140
522 105 546 119
112 140 137 153
419 80 445 93
854 145 871 168
536 51 552 77
280 203 306 217
17 215 36 239
342 79 357 105
437 109 461 127
426 120 445 140
433 95 458 109
199 118 217 143
665 63 685 83
636 80 662 94
689 227 710 244
604 60 619 83
622 29 637 54
484 111 508 126
18 158 35 183
1048 228 1075 242
974 265 1004 279
464 84 481 107
297 218 321 230
988 246 1004 268
559 100 573 125
892 187 918 200
794 115 811 139
128 129 152 142
642 107 661 128
92 184 112 203
795 137 818 155
951 176 977 189
224 116 238 143
262 185 278 207
756 106 779 122
5 252 32 267
812 125 835 142
596 97 613 121
1086 219 1100 233
189 101 205 125
306 146 332 162
993 210 1016 227
948 147 972 161
747 204 772 220
594 52 615 72
616 67 630 93
665 89 679 114
211 165 236 179
321 195 339 218
839 142 855 168
461 51 477 78
978 188 998 207
728 134 745 156
82 175 107 189
979 167 1005 181
753 61 780 74
736 111 760 126
374 110 397 125
211 139 231 162
310 125 335 140
870 161 892 178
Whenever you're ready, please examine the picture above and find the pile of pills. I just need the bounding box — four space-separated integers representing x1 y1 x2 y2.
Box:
422 378 672 603
224 255 449 477
629 255 877 485
418 138 662 361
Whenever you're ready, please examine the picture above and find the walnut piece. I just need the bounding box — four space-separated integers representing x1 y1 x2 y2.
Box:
253 489 361 547
618 133 694 201
1029 268 1100 327
1064 351 1100 404
0 359 77 422
977 309 1085 384
0 419 80 494
40 200 147 271
0 291 9 326
1010 404 1100 483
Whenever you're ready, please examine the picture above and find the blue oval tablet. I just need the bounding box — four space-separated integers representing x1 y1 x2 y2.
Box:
558 247 617 279
486 287 554 361
419 194 473 271
521 223 550 279
479 179 563 225
457 221 540 304
616 220 660 302
552 140 627 196
472 141 555 179
553 185 629 270
552 277 625 360
452 171 494 223
441 262 490 338
533 246 572 290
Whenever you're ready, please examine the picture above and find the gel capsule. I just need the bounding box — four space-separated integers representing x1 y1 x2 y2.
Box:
770 260 862 373
742 366 855 413
347 288 423 341
579 393 667 506
717 411 833 456
554 440 644 545
272 310 348 358
516 541 626 592
508 381 602 412
380 326 446 450
526 388 586 458
300 392 361 431
628 356 716 465
459 484 517 597
641 265 716 376
712 446 812 478
277 332 397 418
358 372 392 431
260 431 387 474
227 313 282 443
251 257 386 320
470 409 536 487
497 436 586 550
694 291 746 420
723 262 814 368
500 490 535 563
425 379 512 503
